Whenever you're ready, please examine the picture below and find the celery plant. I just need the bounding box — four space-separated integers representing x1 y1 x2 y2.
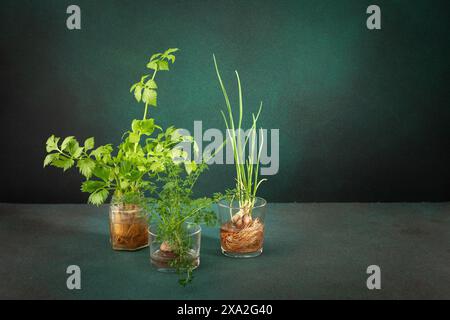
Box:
43 49 180 205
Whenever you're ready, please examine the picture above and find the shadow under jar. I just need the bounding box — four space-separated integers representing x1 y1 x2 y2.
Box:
109 198 149 251
218 197 267 258
149 222 201 272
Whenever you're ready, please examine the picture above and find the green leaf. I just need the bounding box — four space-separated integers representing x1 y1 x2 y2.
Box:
164 126 175 136
139 119 155 135
131 119 140 132
184 161 197 175
146 61 158 70
166 54 176 63
43 153 58 167
130 83 138 93
81 180 105 193
140 75 150 82
157 60 169 71
129 132 140 144
84 137 95 151
63 159 75 171
164 48 179 55
72 146 83 158
52 155 74 171
171 151 184 164
150 161 164 172
145 79 158 89
45 135 60 152
163 181 175 190
90 145 112 160
155 143 164 153
134 85 142 102
118 160 132 176
170 148 182 159
88 189 109 206
61 136 75 151
77 158 96 178
142 88 157 106
171 129 183 142
64 139 82 158
150 53 162 61
120 180 129 190
92 166 111 181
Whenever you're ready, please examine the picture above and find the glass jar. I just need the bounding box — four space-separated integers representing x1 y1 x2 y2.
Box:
109 200 148 251
148 222 201 272
217 197 267 258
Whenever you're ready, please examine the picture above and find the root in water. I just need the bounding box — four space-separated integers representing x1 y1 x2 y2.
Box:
110 205 148 250
151 249 199 270
220 216 264 253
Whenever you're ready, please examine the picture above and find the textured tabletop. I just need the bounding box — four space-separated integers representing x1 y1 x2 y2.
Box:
0 203 449 299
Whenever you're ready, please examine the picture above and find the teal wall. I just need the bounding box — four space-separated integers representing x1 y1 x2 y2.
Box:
1 0 449 202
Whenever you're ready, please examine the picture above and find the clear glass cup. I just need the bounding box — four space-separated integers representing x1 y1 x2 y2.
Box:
148 222 201 272
109 201 148 251
217 197 267 258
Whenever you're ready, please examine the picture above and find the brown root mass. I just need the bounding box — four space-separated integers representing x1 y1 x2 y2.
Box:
110 204 148 250
150 249 199 270
220 217 264 253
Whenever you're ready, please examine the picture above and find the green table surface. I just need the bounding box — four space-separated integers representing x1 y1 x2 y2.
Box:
0 203 449 299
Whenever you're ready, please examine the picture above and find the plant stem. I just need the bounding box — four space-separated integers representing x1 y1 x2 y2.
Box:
152 69 158 80
143 103 149 120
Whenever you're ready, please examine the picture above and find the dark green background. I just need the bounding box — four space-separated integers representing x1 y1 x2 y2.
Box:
1 0 449 203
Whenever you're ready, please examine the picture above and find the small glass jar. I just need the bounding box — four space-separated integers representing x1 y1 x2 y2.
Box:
217 197 267 258
148 222 201 272
109 200 148 251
